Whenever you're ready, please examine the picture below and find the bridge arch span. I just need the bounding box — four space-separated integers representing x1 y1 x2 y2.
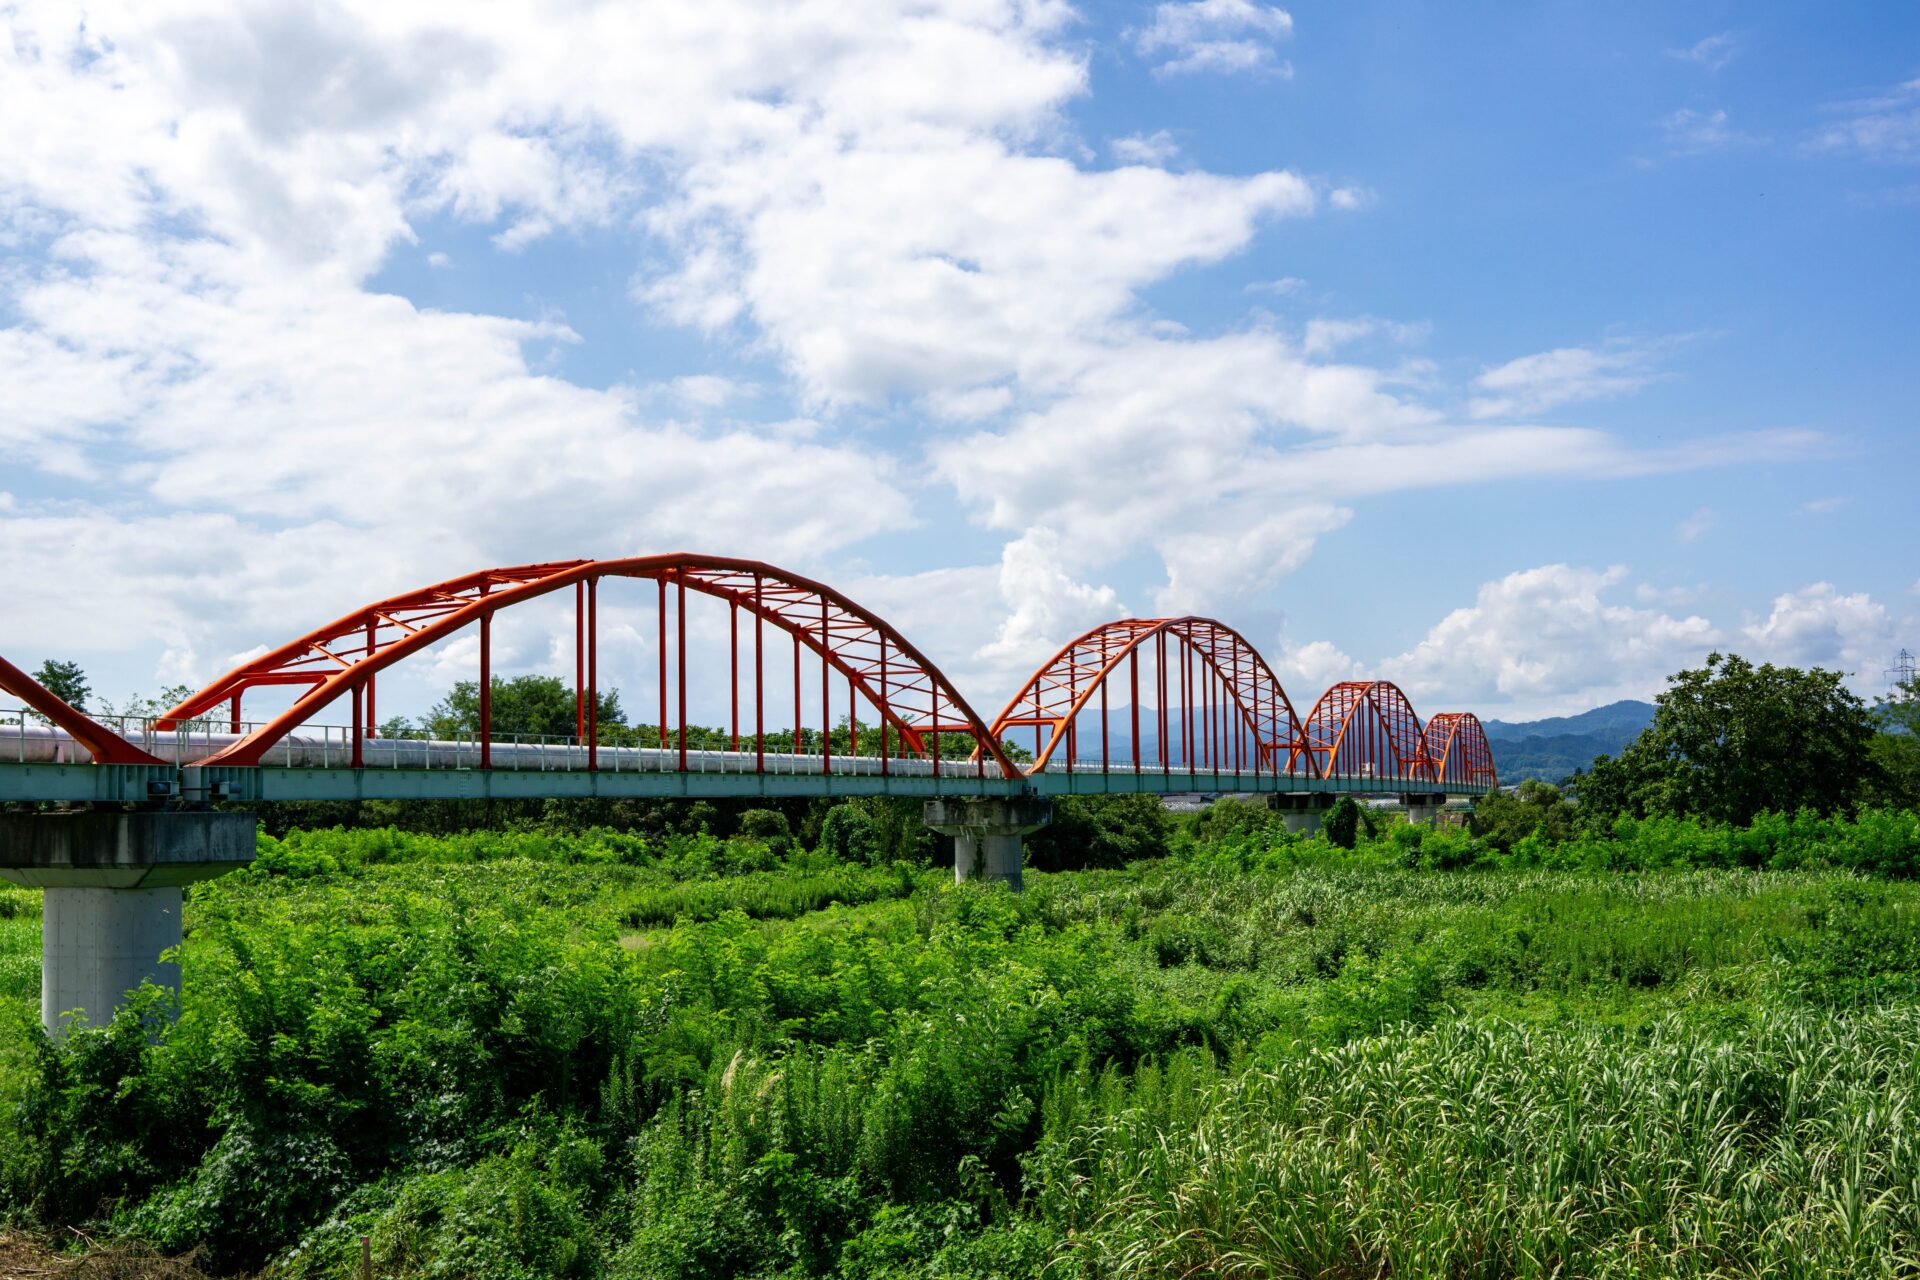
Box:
983 617 1308 777
160 555 1020 776
1423 711 1498 789
1291 680 1434 784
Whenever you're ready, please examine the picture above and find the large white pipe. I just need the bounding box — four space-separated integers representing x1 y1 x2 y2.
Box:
0 719 955 776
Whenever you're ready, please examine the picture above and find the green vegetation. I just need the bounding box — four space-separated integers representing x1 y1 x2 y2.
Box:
0 802 1918 1275
4 652 1918 1274
1577 652 1879 826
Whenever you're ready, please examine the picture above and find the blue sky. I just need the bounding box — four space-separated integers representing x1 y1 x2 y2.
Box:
1 0 1915 726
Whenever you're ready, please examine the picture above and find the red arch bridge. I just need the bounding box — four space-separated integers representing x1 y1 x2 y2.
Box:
1 554 1497 813
1 555 1499 1026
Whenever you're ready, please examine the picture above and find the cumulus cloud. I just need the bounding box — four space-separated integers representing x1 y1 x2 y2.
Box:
1266 567 1901 721
1742 583 1890 672
1267 636 1363 695
1380 565 1721 717
979 529 1127 667
1133 0 1294 78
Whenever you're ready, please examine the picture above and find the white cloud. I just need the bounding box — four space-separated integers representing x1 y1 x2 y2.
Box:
426 251 451 269
1268 636 1363 697
1635 582 1702 607
1676 507 1715 543
978 528 1126 672
1301 315 1427 357
1112 130 1180 165
1798 495 1852 515
1662 107 1753 156
1133 0 1294 78
1667 32 1740 73
1813 78 1920 161
1328 185 1369 211
1381 564 1721 718
1246 275 1306 296
0 1 1843 713
1267 568 1901 722
1152 505 1351 615
1470 341 1665 418
1742 583 1890 672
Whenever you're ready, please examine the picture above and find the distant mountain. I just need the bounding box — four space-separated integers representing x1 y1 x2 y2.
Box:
1482 700 1654 784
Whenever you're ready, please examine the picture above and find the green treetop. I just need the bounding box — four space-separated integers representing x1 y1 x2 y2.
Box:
1578 652 1877 827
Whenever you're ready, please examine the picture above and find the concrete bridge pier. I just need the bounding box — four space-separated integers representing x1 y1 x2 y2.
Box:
1267 793 1334 836
1401 792 1448 828
923 797 1052 890
0 812 256 1032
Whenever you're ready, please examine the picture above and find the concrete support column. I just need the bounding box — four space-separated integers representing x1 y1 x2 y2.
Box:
1401 792 1447 828
1268 792 1334 836
0 811 256 1032
922 797 1052 891
42 886 183 1031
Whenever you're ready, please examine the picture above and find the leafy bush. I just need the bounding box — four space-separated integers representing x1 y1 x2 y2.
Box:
819 804 882 865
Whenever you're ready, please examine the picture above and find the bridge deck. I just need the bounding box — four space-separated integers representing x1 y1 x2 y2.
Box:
0 721 1485 803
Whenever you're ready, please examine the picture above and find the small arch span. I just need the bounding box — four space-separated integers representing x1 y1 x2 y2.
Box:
1291 679 1435 784
1423 711 1498 789
982 617 1308 777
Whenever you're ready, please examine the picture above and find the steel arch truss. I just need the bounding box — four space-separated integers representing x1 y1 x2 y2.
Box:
0 654 163 765
984 617 1307 776
160 555 1020 776
1291 680 1435 784
1424 712 1498 789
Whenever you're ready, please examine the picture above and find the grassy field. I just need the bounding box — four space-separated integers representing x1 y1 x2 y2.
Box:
0 818 1917 1277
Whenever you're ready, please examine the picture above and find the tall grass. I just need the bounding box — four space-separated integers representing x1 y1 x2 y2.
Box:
1035 1010 1920 1278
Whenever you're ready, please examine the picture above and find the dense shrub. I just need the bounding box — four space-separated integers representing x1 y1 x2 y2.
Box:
1025 795 1170 871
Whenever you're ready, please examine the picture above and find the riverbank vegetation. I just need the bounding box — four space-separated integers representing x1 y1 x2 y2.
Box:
0 653 1915 1275
0 804 1917 1276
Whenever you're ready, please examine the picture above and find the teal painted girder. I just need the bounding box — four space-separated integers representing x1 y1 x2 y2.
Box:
0 762 1488 805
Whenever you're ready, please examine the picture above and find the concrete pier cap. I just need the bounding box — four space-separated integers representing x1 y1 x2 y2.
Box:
1400 792 1448 828
922 796 1052 891
0 811 256 1032
1267 792 1334 836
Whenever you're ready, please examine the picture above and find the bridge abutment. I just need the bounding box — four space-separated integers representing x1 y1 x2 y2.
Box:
1267 792 1334 835
923 797 1052 890
1400 792 1447 828
0 812 256 1032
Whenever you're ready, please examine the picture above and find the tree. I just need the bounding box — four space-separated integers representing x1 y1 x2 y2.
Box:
1579 652 1877 827
1865 676 1920 812
32 660 90 712
1323 796 1369 849
1024 794 1170 871
1469 780 1576 850
427 675 625 740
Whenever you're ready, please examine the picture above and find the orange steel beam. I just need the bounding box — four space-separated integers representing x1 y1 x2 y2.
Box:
161 555 1020 777
0 654 164 765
